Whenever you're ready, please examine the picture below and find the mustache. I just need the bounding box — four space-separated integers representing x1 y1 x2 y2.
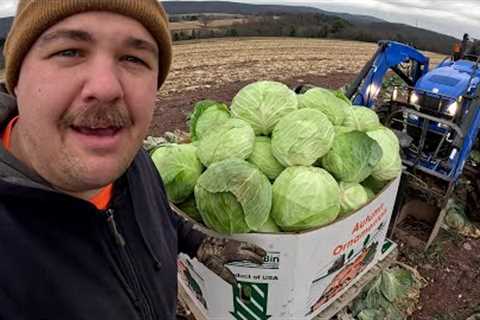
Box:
60 104 133 129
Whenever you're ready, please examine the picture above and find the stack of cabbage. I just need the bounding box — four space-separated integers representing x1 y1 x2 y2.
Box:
151 81 402 234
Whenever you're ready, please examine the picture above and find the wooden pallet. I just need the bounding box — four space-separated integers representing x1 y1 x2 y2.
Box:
178 247 398 320
314 247 398 319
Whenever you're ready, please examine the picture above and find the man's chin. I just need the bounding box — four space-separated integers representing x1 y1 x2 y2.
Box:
78 155 132 183
70 167 123 191
61 176 117 201
82 172 120 189
53 147 136 198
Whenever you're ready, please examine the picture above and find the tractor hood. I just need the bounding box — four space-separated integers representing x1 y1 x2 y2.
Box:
415 60 479 99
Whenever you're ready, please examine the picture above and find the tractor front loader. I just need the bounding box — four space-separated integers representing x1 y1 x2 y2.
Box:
342 38 480 247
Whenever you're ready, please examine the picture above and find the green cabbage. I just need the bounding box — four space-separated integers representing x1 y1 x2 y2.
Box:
194 159 272 234
297 93 306 108
362 175 388 194
247 136 285 180
339 182 369 216
343 106 381 132
177 195 203 222
366 127 402 181
196 118 255 167
321 131 383 183
257 217 281 233
230 80 298 135
189 100 230 141
334 125 355 136
271 166 340 231
364 187 376 200
332 89 352 105
151 143 203 203
271 108 335 166
301 87 351 125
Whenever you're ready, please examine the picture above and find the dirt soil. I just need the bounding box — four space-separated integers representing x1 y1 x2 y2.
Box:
395 227 480 320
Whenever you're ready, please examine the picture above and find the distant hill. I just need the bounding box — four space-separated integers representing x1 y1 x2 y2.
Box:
163 1 458 54
0 17 12 67
163 1 385 24
0 16 13 39
337 21 458 54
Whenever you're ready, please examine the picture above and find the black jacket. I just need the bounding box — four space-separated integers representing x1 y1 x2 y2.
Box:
0 93 206 320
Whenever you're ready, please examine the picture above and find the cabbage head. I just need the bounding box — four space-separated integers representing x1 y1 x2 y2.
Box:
362 175 388 194
196 118 255 167
333 89 351 105
257 217 281 233
364 187 376 200
189 100 230 141
151 143 203 204
177 195 203 222
339 182 369 216
301 87 351 125
230 81 298 135
321 131 382 183
334 126 355 136
271 166 340 231
343 106 381 132
366 127 402 181
247 136 285 180
271 108 335 166
194 159 272 234
297 94 306 108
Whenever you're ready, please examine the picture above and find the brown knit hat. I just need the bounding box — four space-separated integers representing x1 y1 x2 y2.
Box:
3 0 172 95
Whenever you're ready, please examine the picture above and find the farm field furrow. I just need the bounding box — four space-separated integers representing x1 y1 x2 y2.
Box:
159 37 444 97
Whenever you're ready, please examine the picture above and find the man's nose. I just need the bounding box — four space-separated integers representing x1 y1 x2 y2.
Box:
81 58 124 104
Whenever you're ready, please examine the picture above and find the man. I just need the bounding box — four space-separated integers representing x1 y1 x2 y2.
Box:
466 39 480 58
461 33 480 59
461 33 470 58
0 1 265 319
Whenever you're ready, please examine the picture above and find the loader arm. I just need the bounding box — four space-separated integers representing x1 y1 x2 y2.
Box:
346 41 430 107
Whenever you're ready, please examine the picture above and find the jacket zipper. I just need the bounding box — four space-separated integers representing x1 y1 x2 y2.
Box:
102 208 156 320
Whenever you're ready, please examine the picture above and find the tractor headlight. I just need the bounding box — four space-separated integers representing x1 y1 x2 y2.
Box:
446 101 458 116
409 92 419 105
367 84 378 97
392 87 399 101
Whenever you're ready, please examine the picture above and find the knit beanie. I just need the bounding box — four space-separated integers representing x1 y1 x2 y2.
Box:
3 0 172 95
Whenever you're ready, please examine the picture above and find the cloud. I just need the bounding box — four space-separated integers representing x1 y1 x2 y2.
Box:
0 0 17 17
279 0 480 38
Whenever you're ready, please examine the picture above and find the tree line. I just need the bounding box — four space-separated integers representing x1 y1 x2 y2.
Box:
171 13 351 41
0 38 5 68
170 13 454 54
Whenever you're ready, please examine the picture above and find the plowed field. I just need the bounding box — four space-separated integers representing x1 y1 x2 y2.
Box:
153 37 444 136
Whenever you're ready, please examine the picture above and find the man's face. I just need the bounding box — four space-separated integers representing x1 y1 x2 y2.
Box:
13 11 159 198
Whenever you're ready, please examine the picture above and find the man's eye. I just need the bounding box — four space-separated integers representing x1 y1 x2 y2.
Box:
123 56 148 66
55 49 81 57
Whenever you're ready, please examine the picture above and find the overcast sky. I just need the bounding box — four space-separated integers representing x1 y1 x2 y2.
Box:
1 0 479 39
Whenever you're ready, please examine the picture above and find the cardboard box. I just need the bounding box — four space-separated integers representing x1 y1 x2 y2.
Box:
177 176 401 320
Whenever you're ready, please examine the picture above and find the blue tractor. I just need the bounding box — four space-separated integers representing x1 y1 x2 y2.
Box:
343 36 480 246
